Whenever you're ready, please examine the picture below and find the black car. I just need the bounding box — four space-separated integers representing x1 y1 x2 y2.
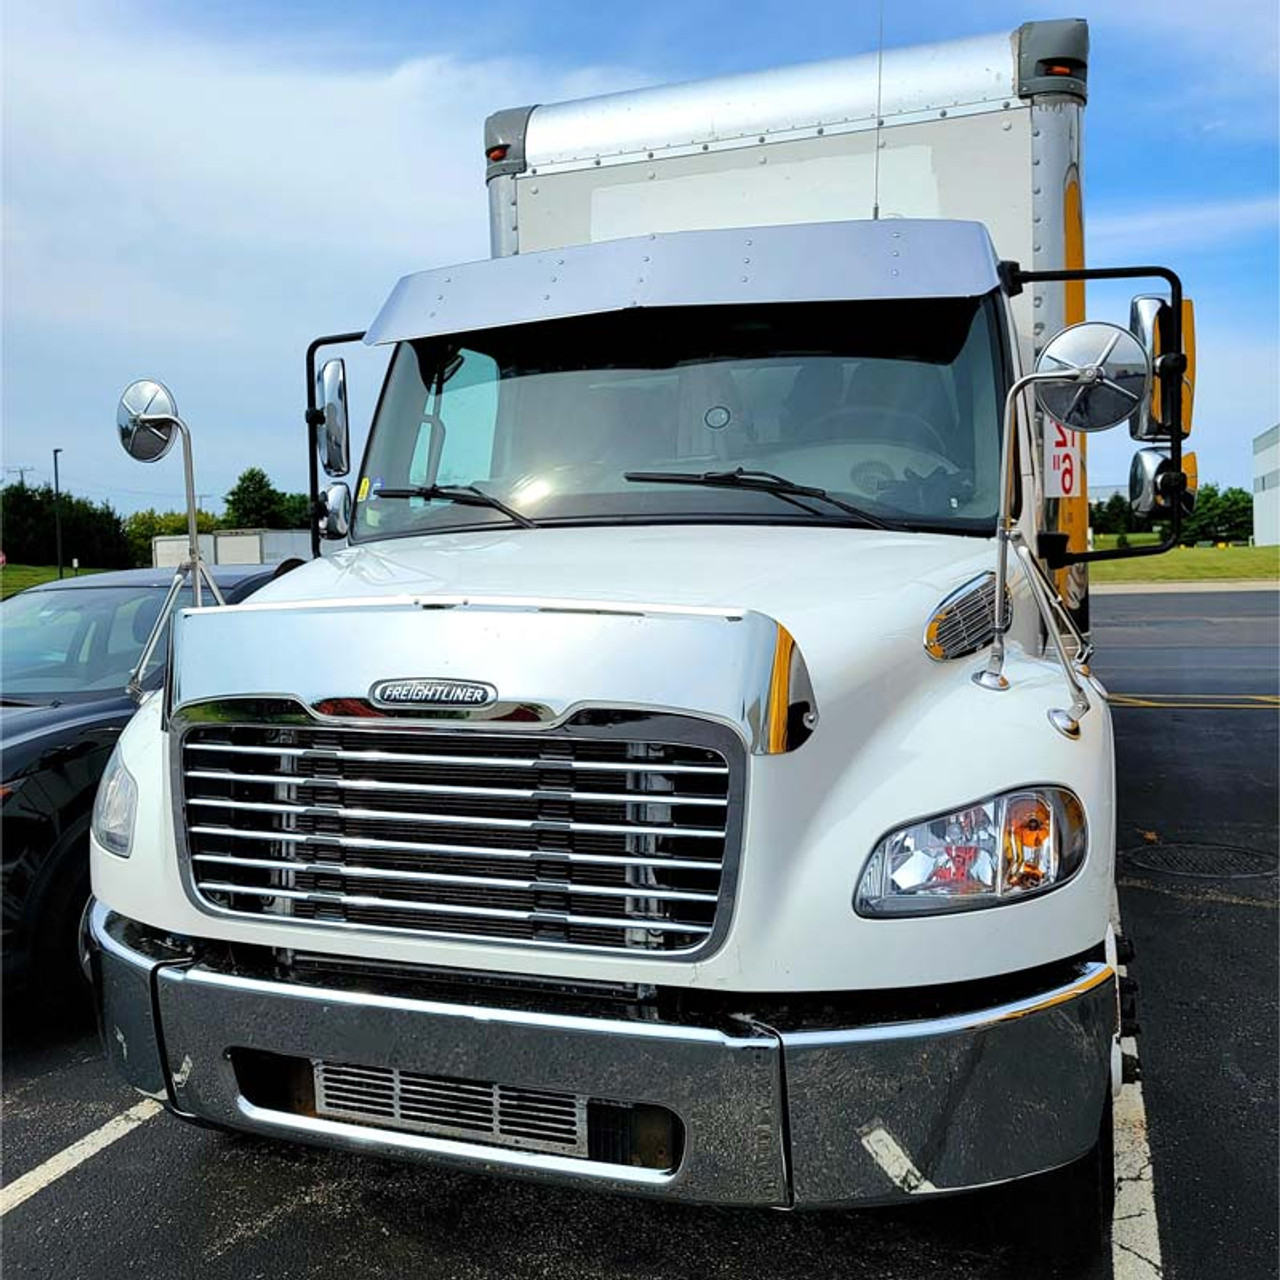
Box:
1 565 276 999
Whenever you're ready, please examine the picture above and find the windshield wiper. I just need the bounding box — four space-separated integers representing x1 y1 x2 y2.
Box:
375 484 538 529
624 468 897 530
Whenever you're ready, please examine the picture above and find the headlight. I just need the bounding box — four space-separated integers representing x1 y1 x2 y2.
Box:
855 787 1087 917
92 744 138 859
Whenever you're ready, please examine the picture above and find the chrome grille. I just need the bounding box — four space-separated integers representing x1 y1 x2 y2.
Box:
179 718 736 954
313 1061 588 1155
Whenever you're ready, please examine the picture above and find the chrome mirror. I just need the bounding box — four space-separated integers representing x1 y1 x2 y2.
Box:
1033 322 1152 434
1128 296 1163 440
115 378 224 664
117 379 180 462
316 359 350 477
319 482 351 540
1130 447 1197 519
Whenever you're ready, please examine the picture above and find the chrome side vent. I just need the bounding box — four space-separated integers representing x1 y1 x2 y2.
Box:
923 572 1008 661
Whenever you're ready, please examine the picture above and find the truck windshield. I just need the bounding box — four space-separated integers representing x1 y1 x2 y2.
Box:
354 294 1005 541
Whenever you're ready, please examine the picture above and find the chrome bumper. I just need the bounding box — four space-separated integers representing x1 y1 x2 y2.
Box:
86 901 1116 1207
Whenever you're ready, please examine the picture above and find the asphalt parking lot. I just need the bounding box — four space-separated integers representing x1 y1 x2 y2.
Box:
3 588 1276 1280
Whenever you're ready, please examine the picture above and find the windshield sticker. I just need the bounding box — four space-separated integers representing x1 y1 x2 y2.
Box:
357 477 370 501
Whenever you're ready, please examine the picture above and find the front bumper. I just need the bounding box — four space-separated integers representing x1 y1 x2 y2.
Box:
87 901 1116 1207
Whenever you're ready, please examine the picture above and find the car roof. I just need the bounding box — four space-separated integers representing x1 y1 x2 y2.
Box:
22 564 281 592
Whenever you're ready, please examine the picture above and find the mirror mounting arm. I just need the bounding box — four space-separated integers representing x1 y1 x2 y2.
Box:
975 368 1087 696
304 331 365 557
1009 263 1188 566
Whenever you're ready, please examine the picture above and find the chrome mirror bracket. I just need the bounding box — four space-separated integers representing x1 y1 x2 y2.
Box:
1011 534 1094 738
972 367 1090 696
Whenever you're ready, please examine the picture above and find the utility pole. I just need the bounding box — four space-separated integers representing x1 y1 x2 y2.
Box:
53 448 64 579
4 465 35 485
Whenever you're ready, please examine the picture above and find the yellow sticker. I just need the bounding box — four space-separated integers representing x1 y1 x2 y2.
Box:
357 477 370 501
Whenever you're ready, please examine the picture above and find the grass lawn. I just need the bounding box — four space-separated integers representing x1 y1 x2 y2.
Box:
1090 544 1279 583
0 564 106 599
1091 532 1162 550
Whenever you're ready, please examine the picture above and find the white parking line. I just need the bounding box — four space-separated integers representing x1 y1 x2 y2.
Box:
1112 891 1164 1278
0 1099 162 1217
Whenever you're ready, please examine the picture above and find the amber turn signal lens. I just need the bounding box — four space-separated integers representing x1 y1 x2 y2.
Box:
1003 795 1054 889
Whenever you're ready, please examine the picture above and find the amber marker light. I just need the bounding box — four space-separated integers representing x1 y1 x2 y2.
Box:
1004 794 1054 889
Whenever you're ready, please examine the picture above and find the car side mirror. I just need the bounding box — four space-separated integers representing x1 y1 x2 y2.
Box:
316 359 351 477
319 482 352 540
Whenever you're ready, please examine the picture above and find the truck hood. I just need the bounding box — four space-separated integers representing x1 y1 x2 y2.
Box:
261 527 992 620
197 525 995 731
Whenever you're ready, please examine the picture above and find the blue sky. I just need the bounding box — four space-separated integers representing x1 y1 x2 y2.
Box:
3 0 1276 516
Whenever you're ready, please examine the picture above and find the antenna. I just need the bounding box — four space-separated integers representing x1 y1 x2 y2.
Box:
871 0 886 220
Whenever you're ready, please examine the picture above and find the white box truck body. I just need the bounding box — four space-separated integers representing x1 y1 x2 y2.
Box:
88 18 1196 1249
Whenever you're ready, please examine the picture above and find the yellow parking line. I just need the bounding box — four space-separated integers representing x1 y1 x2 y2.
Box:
1108 693 1279 710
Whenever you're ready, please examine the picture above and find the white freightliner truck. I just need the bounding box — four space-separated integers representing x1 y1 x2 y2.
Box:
88 18 1198 1249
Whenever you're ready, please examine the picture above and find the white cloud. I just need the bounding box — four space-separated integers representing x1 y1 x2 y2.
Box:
1 0 649 510
1089 196 1278 260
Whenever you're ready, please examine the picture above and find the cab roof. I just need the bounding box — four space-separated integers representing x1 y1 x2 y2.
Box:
363 219 1003 346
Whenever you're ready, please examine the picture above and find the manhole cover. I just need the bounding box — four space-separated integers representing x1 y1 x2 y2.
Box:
1120 842 1278 880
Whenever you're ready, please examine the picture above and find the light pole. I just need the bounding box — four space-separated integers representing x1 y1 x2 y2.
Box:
52 448 64 579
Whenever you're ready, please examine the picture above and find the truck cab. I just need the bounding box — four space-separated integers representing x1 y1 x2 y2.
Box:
86 19 1195 1256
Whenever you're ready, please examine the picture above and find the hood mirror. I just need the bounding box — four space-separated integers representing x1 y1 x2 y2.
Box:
1033 322 1152 434
117 379 181 462
317 359 351 477
115 377 225 692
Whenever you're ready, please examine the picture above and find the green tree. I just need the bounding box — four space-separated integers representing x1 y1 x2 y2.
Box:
223 467 284 528
277 492 315 529
123 507 222 567
1217 487 1254 543
1181 483 1221 544
0 481 132 568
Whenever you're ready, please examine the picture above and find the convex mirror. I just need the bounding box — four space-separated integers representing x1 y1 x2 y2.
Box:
117 379 180 462
1130 447 1198 519
320 482 351 540
1034 322 1152 434
317 359 351 477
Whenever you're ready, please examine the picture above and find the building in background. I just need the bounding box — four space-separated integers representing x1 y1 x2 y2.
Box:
1254 425 1279 546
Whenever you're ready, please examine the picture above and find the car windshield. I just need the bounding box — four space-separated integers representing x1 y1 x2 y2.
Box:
354 294 1006 542
0 584 192 700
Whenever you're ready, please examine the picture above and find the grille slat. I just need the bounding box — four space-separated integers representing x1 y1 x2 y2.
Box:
314 1061 589 1155
187 741 728 775
184 769 728 807
187 797 724 840
191 853 719 902
180 720 734 954
196 881 713 934
188 826 722 872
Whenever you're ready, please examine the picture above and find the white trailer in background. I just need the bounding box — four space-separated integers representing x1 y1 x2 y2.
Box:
151 529 311 568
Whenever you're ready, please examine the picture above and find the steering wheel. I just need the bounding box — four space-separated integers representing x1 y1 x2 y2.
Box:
802 406 950 457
